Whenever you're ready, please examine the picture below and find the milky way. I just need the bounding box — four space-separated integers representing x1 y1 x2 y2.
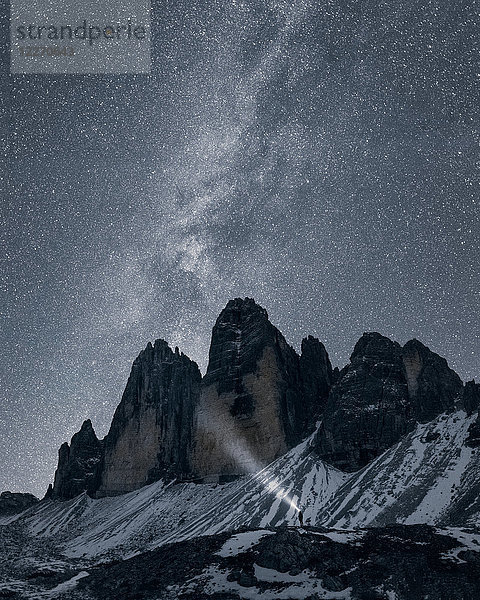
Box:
2 0 479 496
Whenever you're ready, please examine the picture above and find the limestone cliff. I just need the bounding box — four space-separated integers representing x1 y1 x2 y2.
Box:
49 300 467 496
97 340 201 496
192 298 306 481
315 333 412 472
315 334 464 472
402 338 463 423
50 299 334 496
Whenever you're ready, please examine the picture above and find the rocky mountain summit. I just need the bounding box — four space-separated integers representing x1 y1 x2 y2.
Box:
49 419 103 500
315 333 463 471
2 301 479 599
49 298 471 499
97 340 202 496
192 298 315 481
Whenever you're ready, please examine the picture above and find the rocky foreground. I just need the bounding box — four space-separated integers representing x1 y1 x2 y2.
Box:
1 523 480 599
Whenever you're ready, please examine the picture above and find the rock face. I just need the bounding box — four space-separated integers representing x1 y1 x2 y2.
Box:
97 340 202 496
315 334 463 472
315 333 412 472
192 298 306 481
49 299 467 496
463 380 480 416
402 338 463 423
52 419 103 500
51 299 335 497
0 491 39 516
299 335 333 429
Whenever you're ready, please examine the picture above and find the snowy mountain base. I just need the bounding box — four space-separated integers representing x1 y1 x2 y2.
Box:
2 410 480 598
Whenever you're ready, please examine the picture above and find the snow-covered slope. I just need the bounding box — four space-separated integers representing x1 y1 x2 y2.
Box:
23 436 346 559
160 436 347 546
321 410 480 528
17 410 480 560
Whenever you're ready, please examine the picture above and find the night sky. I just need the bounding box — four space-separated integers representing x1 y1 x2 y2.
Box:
1 0 478 497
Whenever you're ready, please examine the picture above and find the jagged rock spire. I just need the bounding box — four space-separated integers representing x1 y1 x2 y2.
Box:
192 297 306 481
97 339 202 496
52 419 103 499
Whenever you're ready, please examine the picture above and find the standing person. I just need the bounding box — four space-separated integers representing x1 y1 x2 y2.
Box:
298 510 304 527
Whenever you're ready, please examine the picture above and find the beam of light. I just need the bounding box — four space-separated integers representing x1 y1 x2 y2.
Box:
197 409 301 518
253 469 300 514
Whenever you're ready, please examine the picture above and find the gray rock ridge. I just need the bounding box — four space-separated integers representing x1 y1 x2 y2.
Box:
51 419 103 500
96 339 202 496
0 491 39 516
48 299 468 496
192 297 308 481
50 300 336 496
315 333 465 472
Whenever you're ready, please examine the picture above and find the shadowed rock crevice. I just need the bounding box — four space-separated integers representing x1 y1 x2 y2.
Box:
299 335 333 430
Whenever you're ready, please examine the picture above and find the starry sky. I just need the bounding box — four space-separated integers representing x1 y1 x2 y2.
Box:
1 0 479 497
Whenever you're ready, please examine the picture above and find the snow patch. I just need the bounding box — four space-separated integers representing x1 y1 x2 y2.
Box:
216 530 275 557
41 571 89 597
198 565 352 599
320 530 366 544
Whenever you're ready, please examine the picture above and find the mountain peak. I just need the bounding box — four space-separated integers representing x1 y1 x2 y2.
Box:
205 298 275 382
350 332 401 363
96 340 202 496
48 301 469 498
194 299 307 481
316 331 464 471
80 419 94 432
402 337 463 422
52 420 103 500
218 297 268 321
